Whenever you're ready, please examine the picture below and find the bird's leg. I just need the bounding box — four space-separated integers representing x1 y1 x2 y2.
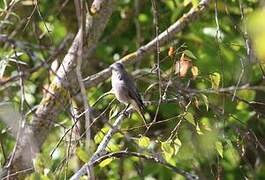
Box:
122 103 130 116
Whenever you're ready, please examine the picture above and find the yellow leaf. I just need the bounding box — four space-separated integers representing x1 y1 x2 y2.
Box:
99 158 114 167
191 66 199 79
210 72 221 89
138 136 150 148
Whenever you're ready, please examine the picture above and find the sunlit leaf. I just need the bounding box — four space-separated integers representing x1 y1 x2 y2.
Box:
236 101 248 110
191 66 199 79
161 141 174 161
99 158 114 167
196 124 203 135
215 141 223 158
76 147 89 163
184 112 196 126
173 138 182 155
138 13 148 23
94 127 109 144
138 135 150 148
210 72 221 89
108 140 120 152
201 94 209 111
200 117 212 131
183 0 191 6
237 90 256 101
183 50 197 60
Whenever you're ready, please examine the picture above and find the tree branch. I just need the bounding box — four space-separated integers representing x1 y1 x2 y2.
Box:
91 151 198 180
70 110 131 180
83 0 211 88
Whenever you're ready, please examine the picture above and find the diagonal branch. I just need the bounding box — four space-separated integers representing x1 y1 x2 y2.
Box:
91 151 198 180
70 110 130 180
83 0 211 89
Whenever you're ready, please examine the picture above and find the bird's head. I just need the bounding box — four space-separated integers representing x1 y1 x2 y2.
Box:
110 62 125 73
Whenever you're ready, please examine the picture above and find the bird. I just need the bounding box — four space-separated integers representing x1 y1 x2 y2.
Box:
110 62 147 126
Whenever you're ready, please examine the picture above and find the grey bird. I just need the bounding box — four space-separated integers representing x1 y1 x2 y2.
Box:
110 62 147 126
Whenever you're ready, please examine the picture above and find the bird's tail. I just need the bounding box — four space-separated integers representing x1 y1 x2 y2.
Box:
139 109 148 129
131 101 148 129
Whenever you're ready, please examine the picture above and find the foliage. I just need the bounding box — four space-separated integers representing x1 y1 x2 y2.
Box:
1 0 265 179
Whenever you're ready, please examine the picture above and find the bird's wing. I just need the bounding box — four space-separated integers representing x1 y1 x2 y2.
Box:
122 71 145 111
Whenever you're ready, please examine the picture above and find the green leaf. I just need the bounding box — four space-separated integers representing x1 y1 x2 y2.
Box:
94 127 109 144
161 141 174 161
196 124 203 135
173 138 182 155
76 147 89 163
191 0 199 6
184 112 196 126
184 0 191 6
237 90 256 101
201 94 209 111
108 140 120 152
210 72 221 89
236 101 248 110
200 117 212 131
99 158 114 167
215 141 223 158
183 50 197 59
25 93 35 105
94 131 104 144
138 136 150 148
138 14 148 23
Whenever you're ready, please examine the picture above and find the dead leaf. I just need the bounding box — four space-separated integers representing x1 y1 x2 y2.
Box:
175 53 192 77
168 46 174 58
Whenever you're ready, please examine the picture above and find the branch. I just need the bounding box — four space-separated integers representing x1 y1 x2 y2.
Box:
83 0 211 88
70 110 131 180
91 151 198 180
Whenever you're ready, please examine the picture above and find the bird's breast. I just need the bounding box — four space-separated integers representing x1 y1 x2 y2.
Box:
111 74 129 104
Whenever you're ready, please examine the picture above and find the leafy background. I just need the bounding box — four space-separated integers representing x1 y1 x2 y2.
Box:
1 0 265 179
